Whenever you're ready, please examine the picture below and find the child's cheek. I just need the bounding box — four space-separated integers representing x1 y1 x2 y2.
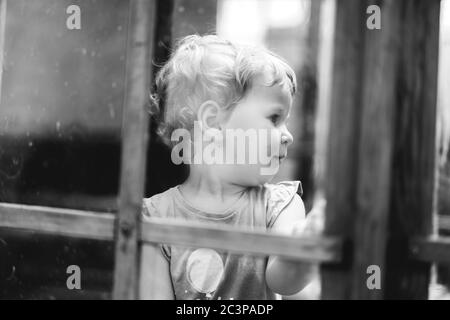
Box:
266 129 281 157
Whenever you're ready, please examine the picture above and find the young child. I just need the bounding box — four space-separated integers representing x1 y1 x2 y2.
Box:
140 35 314 300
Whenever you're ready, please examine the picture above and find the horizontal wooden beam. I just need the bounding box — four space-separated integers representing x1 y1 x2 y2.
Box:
438 215 450 232
410 237 450 264
0 202 114 241
141 218 342 263
0 202 342 263
4 202 448 265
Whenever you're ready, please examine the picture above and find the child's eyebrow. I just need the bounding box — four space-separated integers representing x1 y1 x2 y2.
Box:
269 105 289 115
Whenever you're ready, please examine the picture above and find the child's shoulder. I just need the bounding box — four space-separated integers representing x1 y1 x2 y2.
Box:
142 186 177 219
262 180 303 228
263 180 302 197
263 180 303 206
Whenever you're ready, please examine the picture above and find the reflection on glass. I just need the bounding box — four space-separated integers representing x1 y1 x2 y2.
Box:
0 0 128 212
140 0 321 300
0 0 128 299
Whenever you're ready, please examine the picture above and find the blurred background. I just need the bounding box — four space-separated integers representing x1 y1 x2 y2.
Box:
0 0 449 299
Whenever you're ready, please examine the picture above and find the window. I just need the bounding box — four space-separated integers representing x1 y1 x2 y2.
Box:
0 0 448 301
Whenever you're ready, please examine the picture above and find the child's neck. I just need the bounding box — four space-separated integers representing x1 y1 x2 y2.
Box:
179 165 247 213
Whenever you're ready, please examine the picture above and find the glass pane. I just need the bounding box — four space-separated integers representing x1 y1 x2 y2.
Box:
0 0 129 299
0 0 128 212
139 0 321 301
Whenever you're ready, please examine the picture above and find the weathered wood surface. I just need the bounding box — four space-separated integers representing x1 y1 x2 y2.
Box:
112 0 156 300
141 218 342 262
0 202 114 240
385 0 440 299
322 0 441 299
0 203 343 263
321 0 366 300
410 237 450 264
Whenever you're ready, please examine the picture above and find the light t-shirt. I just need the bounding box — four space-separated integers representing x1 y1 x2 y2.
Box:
141 180 302 300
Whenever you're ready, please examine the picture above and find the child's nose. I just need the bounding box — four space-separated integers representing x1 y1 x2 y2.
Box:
281 128 293 146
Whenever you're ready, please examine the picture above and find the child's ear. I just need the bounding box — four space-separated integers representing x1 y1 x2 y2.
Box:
197 100 222 130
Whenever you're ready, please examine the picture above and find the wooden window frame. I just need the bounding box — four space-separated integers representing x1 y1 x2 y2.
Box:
0 0 449 300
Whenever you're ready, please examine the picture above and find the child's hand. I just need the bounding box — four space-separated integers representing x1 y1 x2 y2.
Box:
292 218 315 236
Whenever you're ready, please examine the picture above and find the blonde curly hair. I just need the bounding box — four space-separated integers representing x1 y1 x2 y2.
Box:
149 34 297 146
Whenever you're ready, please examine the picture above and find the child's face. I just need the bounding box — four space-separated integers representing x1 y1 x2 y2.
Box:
217 78 294 186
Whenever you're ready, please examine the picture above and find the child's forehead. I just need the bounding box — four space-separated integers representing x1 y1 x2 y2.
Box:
246 77 293 106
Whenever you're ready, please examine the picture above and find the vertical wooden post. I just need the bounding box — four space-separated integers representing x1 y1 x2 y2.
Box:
352 0 401 299
321 0 440 299
321 0 366 300
385 0 440 299
113 0 156 300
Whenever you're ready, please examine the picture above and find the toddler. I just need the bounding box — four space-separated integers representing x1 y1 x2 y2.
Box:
141 35 314 300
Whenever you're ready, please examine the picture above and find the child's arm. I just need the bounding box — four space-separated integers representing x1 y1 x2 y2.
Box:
265 194 315 296
139 244 175 299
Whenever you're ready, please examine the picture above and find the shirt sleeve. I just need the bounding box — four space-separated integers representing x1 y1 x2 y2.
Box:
265 180 303 229
141 198 172 261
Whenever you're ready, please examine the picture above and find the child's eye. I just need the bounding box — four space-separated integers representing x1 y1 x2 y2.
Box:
269 115 280 124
